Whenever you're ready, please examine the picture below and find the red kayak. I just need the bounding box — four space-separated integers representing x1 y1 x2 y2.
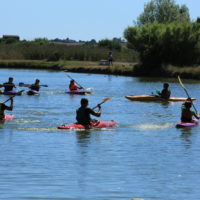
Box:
0 115 14 122
176 118 198 128
58 120 116 129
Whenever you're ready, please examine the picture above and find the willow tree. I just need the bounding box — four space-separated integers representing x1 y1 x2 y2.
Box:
137 0 190 26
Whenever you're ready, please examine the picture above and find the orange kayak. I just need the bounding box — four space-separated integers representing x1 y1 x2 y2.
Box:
125 95 196 102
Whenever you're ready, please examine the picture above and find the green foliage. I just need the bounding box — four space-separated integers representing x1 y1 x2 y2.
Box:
33 38 49 45
98 39 122 51
137 0 190 26
0 42 137 62
124 22 200 68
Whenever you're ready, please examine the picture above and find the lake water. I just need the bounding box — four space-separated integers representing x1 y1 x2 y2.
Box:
0 68 200 200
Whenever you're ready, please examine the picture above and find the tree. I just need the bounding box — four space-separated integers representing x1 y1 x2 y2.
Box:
124 23 200 68
137 0 190 26
98 39 122 50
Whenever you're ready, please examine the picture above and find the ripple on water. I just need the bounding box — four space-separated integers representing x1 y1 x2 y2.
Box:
16 127 58 131
132 122 174 130
14 119 40 123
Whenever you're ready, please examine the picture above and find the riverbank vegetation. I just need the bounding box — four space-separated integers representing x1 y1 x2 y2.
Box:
0 60 135 76
0 38 137 62
124 0 200 78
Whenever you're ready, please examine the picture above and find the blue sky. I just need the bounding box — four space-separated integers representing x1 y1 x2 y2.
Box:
0 0 199 41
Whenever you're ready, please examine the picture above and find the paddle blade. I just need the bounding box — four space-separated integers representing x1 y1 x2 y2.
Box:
178 76 186 90
102 97 111 103
92 97 111 110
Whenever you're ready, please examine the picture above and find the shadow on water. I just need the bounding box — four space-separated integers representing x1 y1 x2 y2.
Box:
76 130 91 144
179 127 194 144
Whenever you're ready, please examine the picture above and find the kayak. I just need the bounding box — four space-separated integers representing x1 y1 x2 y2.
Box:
176 118 198 128
125 95 196 102
27 90 40 95
58 120 116 129
0 90 24 96
65 89 86 95
65 89 92 95
0 115 14 122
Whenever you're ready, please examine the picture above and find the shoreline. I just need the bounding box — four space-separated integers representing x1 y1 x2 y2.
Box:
0 60 199 79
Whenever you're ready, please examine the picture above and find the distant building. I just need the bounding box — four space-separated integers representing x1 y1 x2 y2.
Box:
3 35 20 41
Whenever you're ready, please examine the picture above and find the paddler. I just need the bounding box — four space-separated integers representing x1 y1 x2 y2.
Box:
1 77 16 92
29 79 40 91
76 98 101 128
69 80 82 91
0 97 14 120
157 83 171 99
181 98 199 122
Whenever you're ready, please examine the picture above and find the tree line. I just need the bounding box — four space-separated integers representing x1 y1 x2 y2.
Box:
124 0 200 72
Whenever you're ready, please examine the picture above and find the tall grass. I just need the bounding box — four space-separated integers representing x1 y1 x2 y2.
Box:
0 42 138 62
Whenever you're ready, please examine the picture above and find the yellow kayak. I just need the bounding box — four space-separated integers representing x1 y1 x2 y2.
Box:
125 95 196 102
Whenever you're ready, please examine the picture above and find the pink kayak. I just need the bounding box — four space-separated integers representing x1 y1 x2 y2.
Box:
0 115 14 122
176 118 198 128
65 89 86 95
58 120 116 129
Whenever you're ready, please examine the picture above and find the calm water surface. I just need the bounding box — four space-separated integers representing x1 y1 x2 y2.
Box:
1 68 200 200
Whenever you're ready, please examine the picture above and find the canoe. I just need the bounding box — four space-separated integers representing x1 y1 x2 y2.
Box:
0 115 14 122
176 118 198 128
125 95 196 102
0 90 24 96
58 120 116 129
27 90 39 96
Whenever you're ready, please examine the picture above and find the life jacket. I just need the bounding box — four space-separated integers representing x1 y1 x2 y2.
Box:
0 103 5 119
69 83 78 91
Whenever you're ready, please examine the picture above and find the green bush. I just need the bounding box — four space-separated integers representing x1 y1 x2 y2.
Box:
124 22 200 69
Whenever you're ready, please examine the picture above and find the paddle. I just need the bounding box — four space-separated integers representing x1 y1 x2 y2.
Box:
92 97 111 110
19 82 48 87
3 90 24 103
178 75 198 114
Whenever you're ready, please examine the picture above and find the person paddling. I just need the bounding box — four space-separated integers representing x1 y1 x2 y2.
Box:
157 83 171 99
69 79 82 91
29 79 40 91
0 98 14 120
2 77 16 92
181 98 199 122
76 98 101 128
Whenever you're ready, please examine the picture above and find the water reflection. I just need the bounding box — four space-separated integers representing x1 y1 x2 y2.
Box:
179 127 194 147
161 102 170 108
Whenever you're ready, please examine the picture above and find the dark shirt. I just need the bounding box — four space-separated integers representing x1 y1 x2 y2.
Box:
181 104 195 122
160 89 171 99
3 82 15 92
30 84 40 91
0 103 7 119
76 107 97 125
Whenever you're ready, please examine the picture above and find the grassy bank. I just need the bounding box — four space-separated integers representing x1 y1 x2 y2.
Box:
0 60 200 79
0 60 135 76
